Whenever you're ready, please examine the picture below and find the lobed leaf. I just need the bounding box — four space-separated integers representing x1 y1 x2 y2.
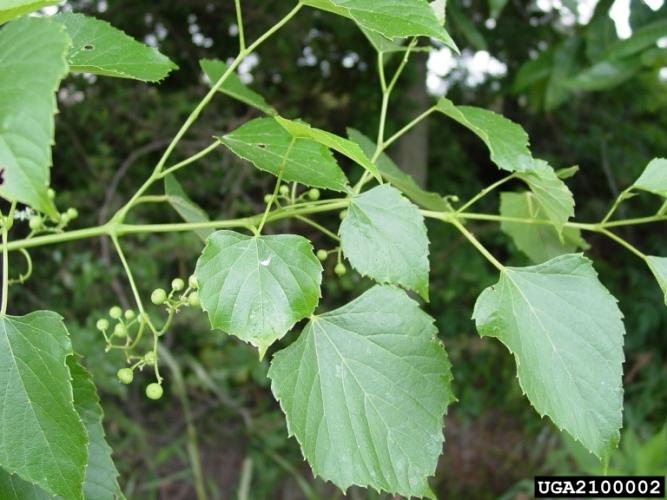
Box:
347 128 450 211
195 230 323 357
340 185 430 299
473 254 625 457
435 97 534 172
0 17 69 217
0 312 88 499
302 0 458 52
269 286 454 498
200 59 275 115
54 13 177 82
500 192 588 264
646 256 667 306
0 0 60 24
633 158 667 198
164 174 212 242
275 116 380 181
220 118 350 192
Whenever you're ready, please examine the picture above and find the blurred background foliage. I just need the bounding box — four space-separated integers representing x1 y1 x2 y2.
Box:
13 0 667 498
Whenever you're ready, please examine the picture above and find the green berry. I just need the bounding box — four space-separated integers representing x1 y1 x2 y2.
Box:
66 208 78 220
308 188 321 201
188 275 198 289
124 309 135 320
146 383 163 400
113 323 127 338
109 306 122 319
316 249 328 261
144 351 156 366
188 291 200 308
339 210 348 220
279 184 290 196
96 318 109 331
334 263 347 276
171 278 185 291
117 368 133 384
47 188 56 200
263 194 273 204
151 288 167 305
28 215 43 231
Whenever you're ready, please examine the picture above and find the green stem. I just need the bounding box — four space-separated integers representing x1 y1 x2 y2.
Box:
598 228 646 259
658 199 667 216
113 3 302 222
158 345 208 500
158 141 221 179
601 187 632 223
381 107 436 151
258 138 295 233
1 202 16 315
294 215 340 241
111 236 145 314
1 220 8 316
448 217 505 271
234 0 246 52
457 173 516 213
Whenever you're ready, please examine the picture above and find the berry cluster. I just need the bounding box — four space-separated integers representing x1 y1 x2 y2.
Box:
96 274 200 400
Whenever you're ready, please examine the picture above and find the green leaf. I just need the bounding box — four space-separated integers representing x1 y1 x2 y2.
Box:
340 185 430 299
0 0 60 24
219 118 350 192
195 230 323 357
0 17 69 217
564 59 642 92
0 469 52 500
516 161 575 234
633 158 667 198
0 312 88 499
473 254 625 457
599 18 667 61
646 256 667 305
435 97 534 172
347 128 449 210
53 13 177 82
303 0 458 52
68 357 123 500
164 174 212 242
200 59 275 115
275 116 380 182
500 192 588 264
555 165 579 179
269 285 454 498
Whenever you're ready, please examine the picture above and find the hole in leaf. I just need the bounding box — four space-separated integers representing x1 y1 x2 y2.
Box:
83 44 94 51
0 168 5 185
256 143 267 149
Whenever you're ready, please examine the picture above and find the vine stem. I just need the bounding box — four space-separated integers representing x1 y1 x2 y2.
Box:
601 187 632 223
293 215 340 241
257 137 295 233
1 202 16 315
447 217 505 271
111 235 146 315
381 107 436 151
598 228 647 259
113 2 303 223
234 0 246 52
456 173 517 213
159 141 221 178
